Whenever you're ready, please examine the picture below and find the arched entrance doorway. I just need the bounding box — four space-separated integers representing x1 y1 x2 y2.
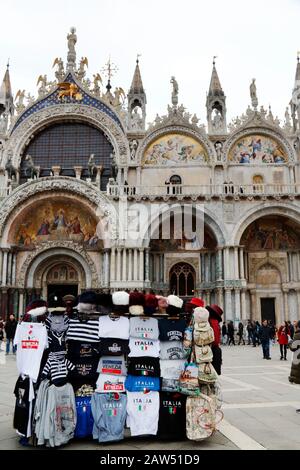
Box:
169 262 195 297
46 263 79 306
240 215 300 323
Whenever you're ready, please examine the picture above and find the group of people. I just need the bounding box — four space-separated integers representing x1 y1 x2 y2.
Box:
0 314 18 354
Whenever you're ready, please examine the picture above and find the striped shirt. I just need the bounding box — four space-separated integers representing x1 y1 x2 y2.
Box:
42 351 75 385
66 318 100 343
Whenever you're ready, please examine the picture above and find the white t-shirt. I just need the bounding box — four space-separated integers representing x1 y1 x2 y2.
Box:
160 359 185 379
99 316 130 339
126 391 159 436
128 338 160 358
14 323 48 382
129 317 159 340
95 374 126 393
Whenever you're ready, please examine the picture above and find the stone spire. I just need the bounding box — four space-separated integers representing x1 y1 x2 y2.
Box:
127 56 147 132
0 62 14 115
290 53 300 132
206 57 227 135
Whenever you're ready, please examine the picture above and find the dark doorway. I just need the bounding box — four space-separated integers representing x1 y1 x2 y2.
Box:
169 263 195 297
260 298 276 324
47 284 78 307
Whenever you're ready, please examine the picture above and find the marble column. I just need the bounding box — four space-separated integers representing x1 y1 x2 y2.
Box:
241 289 247 320
201 253 205 283
287 252 292 283
206 291 211 306
250 290 257 321
216 249 223 281
283 290 289 322
155 254 160 283
159 254 164 283
1 289 8 319
239 247 245 279
224 248 230 280
2 251 8 287
18 290 24 317
128 249 133 282
296 289 300 317
103 249 110 287
116 248 122 282
110 247 116 282
12 253 17 286
133 249 138 281
205 253 211 283
0 251 2 285
234 247 239 280
136 167 141 187
7 252 12 285
145 248 150 283
234 289 241 320
122 249 127 281
216 288 224 310
225 288 233 321
139 248 144 282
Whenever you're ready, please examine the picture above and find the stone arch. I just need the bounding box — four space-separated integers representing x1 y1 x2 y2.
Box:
169 261 196 297
232 203 300 246
0 177 117 245
251 259 285 284
5 104 129 168
18 243 99 289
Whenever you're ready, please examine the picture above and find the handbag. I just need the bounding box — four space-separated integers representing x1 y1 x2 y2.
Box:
194 345 213 364
193 322 215 346
186 393 223 441
198 362 218 384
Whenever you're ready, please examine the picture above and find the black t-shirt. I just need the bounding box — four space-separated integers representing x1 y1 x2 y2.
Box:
67 340 101 359
127 357 161 377
99 338 130 356
70 357 99 380
158 392 187 440
13 376 31 436
159 319 187 342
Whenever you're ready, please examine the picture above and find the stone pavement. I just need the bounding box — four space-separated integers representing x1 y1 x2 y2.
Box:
0 342 300 451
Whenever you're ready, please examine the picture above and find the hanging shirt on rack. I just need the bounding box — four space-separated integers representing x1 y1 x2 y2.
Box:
128 338 160 358
159 319 187 342
70 357 99 381
126 391 159 436
127 357 161 377
95 374 126 393
42 351 75 386
67 318 100 343
14 323 48 382
45 313 69 335
160 341 185 360
125 375 160 392
160 359 185 379
13 375 35 437
99 338 130 356
67 340 101 359
97 356 127 376
129 317 159 340
75 396 94 438
99 316 130 339
158 392 187 440
91 393 127 443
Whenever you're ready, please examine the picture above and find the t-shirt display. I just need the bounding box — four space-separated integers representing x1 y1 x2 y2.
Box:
126 391 160 436
67 340 101 359
159 319 186 342
75 396 94 438
99 338 130 356
67 318 100 343
91 393 127 443
129 317 159 340
13 375 34 437
125 375 160 392
42 351 75 386
128 338 160 358
71 357 99 380
97 356 127 376
127 357 161 377
160 359 185 379
14 323 48 382
99 315 130 339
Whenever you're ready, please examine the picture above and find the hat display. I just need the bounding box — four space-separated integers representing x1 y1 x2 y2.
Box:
112 291 130 315
190 297 205 308
209 304 223 318
144 294 158 315
24 299 48 322
129 291 145 316
77 291 97 313
166 295 183 316
97 293 113 308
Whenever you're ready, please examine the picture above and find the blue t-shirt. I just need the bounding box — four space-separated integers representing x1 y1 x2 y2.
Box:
125 375 160 392
75 396 94 438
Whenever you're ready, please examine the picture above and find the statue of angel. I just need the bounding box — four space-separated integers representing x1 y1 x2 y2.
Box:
37 75 48 97
77 57 88 80
53 57 65 81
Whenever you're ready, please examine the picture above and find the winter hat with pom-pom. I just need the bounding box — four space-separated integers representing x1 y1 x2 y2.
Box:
144 294 158 315
23 299 48 322
166 295 183 316
129 291 145 316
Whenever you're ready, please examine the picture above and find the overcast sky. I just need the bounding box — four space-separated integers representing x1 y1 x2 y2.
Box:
0 0 299 125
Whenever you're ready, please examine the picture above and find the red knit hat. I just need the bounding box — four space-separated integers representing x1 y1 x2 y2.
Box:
190 297 205 308
209 304 223 317
144 294 158 315
129 291 145 306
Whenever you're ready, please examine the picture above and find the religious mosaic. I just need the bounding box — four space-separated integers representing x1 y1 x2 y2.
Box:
142 134 209 166
229 135 288 164
242 217 300 251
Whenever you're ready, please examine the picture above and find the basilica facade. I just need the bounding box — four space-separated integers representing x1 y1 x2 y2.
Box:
0 28 300 324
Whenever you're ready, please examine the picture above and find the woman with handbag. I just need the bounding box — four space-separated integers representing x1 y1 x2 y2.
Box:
278 322 290 360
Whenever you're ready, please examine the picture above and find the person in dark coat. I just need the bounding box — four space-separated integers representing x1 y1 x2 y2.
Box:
288 321 294 340
289 321 300 391
237 322 245 345
246 320 253 345
5 314 17 354
207 304 223 375
221 322 227 345
259 320 271 359
227 321 235 346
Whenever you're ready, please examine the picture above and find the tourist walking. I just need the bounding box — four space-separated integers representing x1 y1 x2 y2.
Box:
237 322 245 345
207 304 223 375
287 321 294 340
246 320 253 345
4 314 17 355
221 322 227 345
227 321 235 346
259 320 271 359
289 320 300 385
278 322 290 361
